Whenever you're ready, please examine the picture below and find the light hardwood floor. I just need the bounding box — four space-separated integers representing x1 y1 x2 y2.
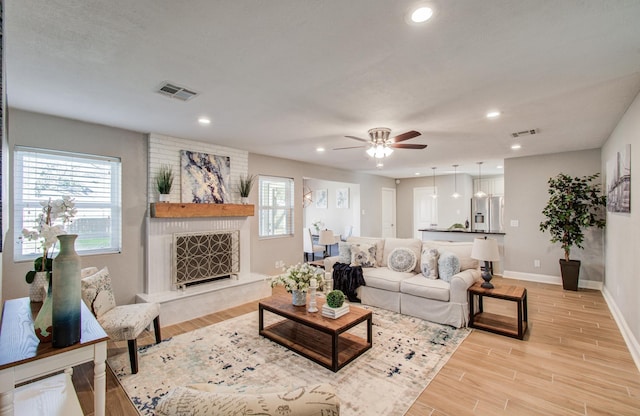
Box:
73 277 640 415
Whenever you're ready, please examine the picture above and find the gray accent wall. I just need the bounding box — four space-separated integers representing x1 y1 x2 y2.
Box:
601 89 640 350
2 109 148 304
504 149 604 282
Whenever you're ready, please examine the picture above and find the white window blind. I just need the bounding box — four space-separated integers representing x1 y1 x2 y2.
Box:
14 146 122 261
258 175 294 238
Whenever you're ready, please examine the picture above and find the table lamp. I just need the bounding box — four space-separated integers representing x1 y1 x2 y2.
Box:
471 237 500 289
318 230 336 258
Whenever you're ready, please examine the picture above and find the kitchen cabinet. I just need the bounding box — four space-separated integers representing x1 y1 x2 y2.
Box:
474 177 504 196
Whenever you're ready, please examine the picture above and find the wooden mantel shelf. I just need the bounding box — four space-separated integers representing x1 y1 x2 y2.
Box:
150 203 255 218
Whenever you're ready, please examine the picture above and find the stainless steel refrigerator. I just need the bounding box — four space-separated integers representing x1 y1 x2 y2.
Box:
471 196 504 232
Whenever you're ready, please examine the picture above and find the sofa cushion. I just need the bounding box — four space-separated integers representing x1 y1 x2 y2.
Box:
382 238 423 273
347 236 385 266
438 251 461 282
388 248 417 273
422 241 479 271
362 267 415 292
420 247 439 279
400 275 450 302
350 243 377 267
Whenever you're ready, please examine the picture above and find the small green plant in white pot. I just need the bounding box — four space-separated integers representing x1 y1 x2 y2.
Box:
155 164 174 202
325 290 346 308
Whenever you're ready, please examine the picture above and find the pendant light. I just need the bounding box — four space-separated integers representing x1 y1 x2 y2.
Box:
475 162 487 197
431 167 438 199
451 164 461 198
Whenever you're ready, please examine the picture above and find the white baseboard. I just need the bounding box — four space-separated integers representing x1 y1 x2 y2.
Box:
601 286 640 372
502 270 603 290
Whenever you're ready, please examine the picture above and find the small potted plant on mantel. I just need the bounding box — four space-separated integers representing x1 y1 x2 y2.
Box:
539 173 606 291
155 164 174 203
236 174 255 204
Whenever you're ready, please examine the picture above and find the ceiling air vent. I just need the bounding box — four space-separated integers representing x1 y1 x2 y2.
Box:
156 82 199 101
511 129 538 138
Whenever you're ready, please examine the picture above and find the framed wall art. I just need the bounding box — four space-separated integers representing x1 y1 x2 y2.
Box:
336 188 349 208
606 143 631 213
181 150 231 203
315 189 328 209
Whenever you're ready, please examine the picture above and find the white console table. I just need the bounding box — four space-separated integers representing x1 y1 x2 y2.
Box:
0 298 108 416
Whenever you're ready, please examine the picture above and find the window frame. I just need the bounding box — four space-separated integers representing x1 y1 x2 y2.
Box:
258 175 294 239
13 146 122 261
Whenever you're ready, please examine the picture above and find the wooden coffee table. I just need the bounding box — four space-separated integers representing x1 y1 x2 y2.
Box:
259 293 372 372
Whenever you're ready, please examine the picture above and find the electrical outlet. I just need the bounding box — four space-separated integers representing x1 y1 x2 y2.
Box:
275 260 284 268
534 259 540 268
510 219 519 227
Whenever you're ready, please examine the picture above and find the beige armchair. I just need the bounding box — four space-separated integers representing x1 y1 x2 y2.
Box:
81 267 161 374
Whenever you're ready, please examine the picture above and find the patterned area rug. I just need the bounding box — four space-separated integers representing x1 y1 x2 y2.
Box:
108 306 470 415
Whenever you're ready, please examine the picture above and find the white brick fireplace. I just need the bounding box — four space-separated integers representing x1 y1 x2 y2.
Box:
136 134 271 325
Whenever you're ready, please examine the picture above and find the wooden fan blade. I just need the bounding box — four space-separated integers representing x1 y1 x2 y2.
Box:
392 130 421 143
390 143 428 149
333 145 367 150
345 135 370 143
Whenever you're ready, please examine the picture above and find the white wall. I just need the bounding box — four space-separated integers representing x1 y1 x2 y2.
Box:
303 178 360 238
601 89 640 363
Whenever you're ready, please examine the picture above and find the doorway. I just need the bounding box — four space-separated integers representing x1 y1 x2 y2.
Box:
413 187 437 239
381 187 396 238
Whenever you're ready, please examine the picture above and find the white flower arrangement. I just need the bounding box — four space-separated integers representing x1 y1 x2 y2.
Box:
21 196 77 283
271 262 325 293
311 219 324 234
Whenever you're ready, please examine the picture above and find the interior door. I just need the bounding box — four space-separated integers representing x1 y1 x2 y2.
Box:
381 188 396 238
413 187 437 239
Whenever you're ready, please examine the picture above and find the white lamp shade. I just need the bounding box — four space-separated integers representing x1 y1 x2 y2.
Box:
471 237 500 261
318 230 336 245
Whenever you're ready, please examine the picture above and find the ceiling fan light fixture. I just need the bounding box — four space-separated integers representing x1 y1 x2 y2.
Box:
411 6 433 23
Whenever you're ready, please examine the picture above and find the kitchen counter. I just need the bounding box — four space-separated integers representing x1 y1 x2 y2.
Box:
418 228 505 235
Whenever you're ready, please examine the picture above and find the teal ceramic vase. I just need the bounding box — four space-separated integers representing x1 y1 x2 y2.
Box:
52 234 81 348
33 276 53 342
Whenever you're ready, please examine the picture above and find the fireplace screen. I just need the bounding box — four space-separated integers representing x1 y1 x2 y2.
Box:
173 230 240 287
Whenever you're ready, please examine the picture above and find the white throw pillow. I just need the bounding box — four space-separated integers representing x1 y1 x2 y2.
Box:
421 248 439 279
388 248 417 273
438 251 461 282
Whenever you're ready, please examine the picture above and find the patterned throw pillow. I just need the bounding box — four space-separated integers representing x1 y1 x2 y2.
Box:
421 248 439 279
350 243 377 268
438 251 461 282
81 267 117 318
388 248 417 273
338 242 352 264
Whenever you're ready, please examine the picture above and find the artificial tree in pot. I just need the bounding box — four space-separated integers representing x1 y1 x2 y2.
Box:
539 173 606 290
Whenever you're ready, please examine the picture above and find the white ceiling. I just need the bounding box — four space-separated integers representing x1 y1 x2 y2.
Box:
6 1 640 178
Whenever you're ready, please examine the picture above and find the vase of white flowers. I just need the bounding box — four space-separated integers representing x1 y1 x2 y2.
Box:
311 220 324 235
271 263 325 306
22 196 77 303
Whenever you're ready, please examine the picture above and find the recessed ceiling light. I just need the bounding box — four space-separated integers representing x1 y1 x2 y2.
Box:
415 172 421 176
411 6 433 23
316 147 325 153
497 165 504 169
376 162 384 168
198 117 211 125
486 111 501 119
511 144 521 150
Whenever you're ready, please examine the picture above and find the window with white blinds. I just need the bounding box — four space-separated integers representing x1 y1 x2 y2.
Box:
14 146 122 261
258 175 294 238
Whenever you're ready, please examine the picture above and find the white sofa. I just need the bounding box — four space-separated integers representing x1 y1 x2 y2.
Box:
324 237 481 328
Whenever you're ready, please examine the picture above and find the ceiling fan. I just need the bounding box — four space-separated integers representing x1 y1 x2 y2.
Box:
334 127 427 158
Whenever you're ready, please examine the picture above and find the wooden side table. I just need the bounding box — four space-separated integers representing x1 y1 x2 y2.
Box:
468 282 528 340
0 298 108 416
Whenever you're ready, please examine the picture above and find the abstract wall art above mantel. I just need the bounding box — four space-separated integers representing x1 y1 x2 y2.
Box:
181 150 231 203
